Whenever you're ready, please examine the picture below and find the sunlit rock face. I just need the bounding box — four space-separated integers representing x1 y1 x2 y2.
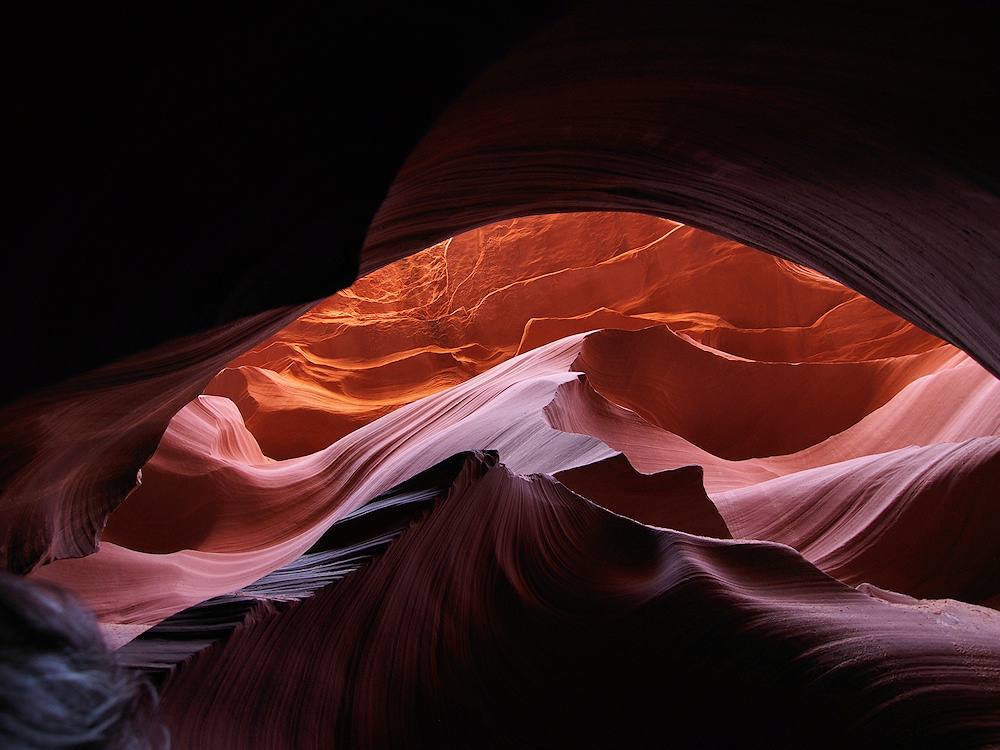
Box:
156 453 1000 749
365 2 1000 381
0 306 312 575
202 212 952 460
29 212 1000 745
4 1 1000 746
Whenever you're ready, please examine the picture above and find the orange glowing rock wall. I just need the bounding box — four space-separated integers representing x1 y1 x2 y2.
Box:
5 1 1000 745
27 214 1000 750
203 213 949 460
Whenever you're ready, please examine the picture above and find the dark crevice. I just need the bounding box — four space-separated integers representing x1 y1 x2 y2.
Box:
116 452 469 687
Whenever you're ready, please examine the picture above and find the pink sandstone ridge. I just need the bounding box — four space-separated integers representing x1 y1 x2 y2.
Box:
4 1 1000 747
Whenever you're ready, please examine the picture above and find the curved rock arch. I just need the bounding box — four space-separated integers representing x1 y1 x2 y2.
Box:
365 0 1000 377
2 0 998 578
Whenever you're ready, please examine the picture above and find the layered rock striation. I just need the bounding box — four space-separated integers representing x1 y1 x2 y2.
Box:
3 1 1000 746
26 213 1000 745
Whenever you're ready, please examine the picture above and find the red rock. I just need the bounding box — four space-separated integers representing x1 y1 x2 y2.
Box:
155 453 1000 748
0 307 310 574
556 455 732 538
713 438 1000 603
206 214 947 460
3 2 1000 746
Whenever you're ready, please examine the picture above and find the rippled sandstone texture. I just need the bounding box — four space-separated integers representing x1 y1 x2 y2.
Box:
4 0 1000 747
0 307 312 574
203 213 951 460
156 452 1000 749
28 212 1000 747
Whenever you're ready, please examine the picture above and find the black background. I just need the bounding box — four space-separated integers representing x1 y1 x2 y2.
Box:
3 2 575 405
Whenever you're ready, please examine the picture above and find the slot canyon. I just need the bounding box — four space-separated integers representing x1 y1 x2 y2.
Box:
4 1 1000 748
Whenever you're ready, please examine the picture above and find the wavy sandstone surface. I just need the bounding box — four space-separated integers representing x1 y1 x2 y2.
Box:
0 306 312 575
21 211 1000 745
156 452 1000 749
4 3 1000 746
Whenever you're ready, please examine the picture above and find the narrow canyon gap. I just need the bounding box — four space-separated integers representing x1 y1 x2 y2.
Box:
4 1 1000 747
